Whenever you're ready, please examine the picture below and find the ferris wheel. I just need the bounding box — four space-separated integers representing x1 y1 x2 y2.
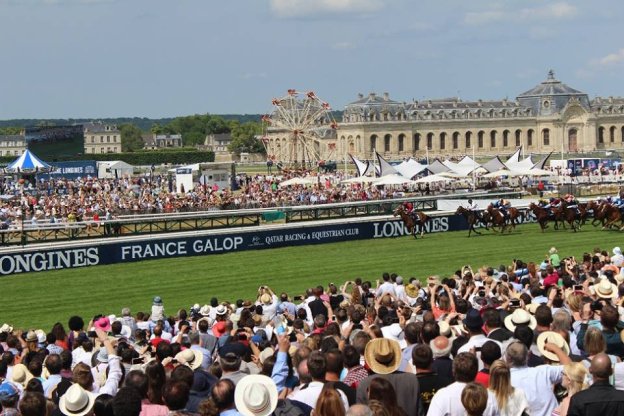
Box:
259 90 338 167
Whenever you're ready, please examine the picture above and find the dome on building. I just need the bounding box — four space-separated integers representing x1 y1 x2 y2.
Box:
516 70 590 115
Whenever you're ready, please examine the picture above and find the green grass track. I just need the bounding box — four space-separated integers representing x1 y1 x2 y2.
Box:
1 222 622 330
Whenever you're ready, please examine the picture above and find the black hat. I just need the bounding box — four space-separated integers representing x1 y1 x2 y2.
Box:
463 308 483 328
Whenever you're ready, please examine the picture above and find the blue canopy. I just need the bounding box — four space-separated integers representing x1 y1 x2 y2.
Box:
6 149 51 173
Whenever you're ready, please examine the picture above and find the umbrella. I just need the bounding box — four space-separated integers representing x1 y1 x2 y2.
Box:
279 177 316 187
414 174 454 183
374 175 415 186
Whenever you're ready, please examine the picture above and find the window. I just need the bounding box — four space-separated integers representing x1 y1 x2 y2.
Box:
453 132 459 149
107 136 110 142
91 137 95 143
503 130 509 147
384 134 391 152
113 135 117 142
440 133 446 150
515 130 521 147
101 148 104 153
528 130 534 147
610 126 616 143
478 131 484 148
427 133 434 150
100 136 104 143
398 134 405 152
490 131 497 148
370 135 377 151
543 128 550 146
598 127 604 143
465 132 472 148
413 133 420 151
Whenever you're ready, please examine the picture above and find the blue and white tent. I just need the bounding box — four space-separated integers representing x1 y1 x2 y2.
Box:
5 149 51 173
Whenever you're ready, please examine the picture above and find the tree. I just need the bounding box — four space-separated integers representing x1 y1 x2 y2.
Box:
119 123 145 152
150 124 165 134
165 114 231 147
0 127 22 135
228 121 265 155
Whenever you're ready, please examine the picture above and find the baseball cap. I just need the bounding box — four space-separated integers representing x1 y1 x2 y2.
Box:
0 382 19 400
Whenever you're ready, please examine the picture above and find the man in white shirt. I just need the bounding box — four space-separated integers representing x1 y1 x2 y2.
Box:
458 309 502 370
376 273 396 297
290 351 348 410
394 276 407 303
427 352 500 416
506 340 571 416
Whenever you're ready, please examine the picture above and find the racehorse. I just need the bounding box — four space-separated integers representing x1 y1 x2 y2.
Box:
586 200 607 227
394 206 429 238
554 202 579 232
601 203 624 230
485 204 521 233
528 203 551 232
455 206 486 237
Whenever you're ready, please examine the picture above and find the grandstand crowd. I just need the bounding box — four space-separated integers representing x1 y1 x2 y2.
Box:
2 245 624 415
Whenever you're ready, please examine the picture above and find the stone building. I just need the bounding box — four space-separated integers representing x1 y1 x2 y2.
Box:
83 121 122 154
0 135 26 157
265 71 624 162
141 133 183 150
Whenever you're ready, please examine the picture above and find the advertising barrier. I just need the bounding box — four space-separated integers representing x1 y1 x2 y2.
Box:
46 161 98 180
0 212 538 276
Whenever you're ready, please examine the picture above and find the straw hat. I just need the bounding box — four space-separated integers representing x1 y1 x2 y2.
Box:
595 279 617 299
59 384 95 416
260 293 272 305
175 349 204 370
364 338 402 375
438 321 453 338
199 305 211 316
526 303 540 315
234 375 278 416
537 331 570 362
504 309 537 332
10 364 32 386
405 284 420 298
215 305 228 316
0 324 12 333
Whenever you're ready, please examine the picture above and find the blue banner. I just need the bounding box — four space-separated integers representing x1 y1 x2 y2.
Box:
0 212 538 276
45 161 98 179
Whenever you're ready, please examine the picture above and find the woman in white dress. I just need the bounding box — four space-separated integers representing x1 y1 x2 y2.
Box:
488 360 531 416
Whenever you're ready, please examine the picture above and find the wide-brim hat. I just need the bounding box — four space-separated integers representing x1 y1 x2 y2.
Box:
259 348 274 364
438 321 453 338
199 305 211 316
11 363 32 386
365 338 402 375
242 300 254 309
614 247 622 256
59 384 95 416
234 374 278 416
339 300 350 309
260 293 272 305
596 279 618 299
0 323 13 333
35 329 46 344
215 305 228 316
197 317 214 328
504 309 537 332
526 303 540 315
616 274 624 284
405 284 419 298
25 330 37 342
94 317 111 332
463 309 483 328
537 331 570 362
175 349 204 370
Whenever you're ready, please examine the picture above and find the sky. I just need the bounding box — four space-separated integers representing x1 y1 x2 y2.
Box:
0 0 623 120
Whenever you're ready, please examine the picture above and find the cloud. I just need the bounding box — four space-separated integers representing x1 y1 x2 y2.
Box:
241 73 268 79
410 22 432 31
269 0 384 19
592 48 624 67
529 27 555 40
332 41 355 50
575 68 595 80
463 2 577 25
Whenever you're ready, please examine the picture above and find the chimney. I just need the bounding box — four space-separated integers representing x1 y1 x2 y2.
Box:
427 100 432 108
453 100 458 108
515 98 520 106
478 99 483 107
383 92 389 101
358 93 363 100
596 96 602 103
502 98 508 106
369 92 376 99
609 96 614 103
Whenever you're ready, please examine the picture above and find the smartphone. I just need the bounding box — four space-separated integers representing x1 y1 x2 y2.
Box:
573 285 583 291
478 290 486 297
132 357 143 364
87 331 97 338
510 299 521 307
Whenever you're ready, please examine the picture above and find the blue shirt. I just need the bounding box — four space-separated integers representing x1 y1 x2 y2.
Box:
220 409 243 416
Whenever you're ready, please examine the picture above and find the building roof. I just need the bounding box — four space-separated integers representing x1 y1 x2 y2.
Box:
142 134 156 147
83 121 120 134
346 92 401 107
0 135 25 141
517 70 585 98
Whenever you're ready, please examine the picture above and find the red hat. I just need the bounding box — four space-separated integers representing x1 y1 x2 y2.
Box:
94 317 111 332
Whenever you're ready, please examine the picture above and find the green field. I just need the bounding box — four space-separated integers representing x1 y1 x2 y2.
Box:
2 222 622 331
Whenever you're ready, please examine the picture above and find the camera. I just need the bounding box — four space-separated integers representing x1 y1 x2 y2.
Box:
478 290 486 297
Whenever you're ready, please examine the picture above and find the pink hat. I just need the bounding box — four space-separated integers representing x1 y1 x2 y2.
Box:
94 317 111 332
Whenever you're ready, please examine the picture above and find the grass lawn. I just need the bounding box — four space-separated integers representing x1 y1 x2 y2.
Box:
2 222 622 330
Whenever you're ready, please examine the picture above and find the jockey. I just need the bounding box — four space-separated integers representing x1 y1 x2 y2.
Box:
402 201 419 222
564 193 580 215
495 198 511 217
613 196 624 211
467 198 482 219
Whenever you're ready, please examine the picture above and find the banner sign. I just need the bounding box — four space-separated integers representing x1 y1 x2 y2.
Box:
0 212 538 276
45 161 98 180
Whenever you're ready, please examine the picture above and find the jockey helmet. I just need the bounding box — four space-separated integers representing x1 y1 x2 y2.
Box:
468 199 473 203
549 197 555 202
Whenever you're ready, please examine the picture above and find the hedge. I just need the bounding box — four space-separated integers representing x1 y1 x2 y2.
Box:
0 150 215 166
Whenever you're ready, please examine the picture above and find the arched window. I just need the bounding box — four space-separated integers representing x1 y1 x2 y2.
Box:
478 131 484 148
490 131 497 148
622 127 624 143
542 128 550 146
384 134 391 152
398 134 405 152
610 126 616 143
452 132 459 149
503 130 510 147
370 135 377 151
527 129 534 147
413 133 420 151
598 127 604 144
515 129 522 147
440 132 446 150
465 132 472 149
427 133 434 150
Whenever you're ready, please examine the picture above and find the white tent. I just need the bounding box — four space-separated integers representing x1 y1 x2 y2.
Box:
375 175 415 186
394 159 427 178
341 176 379 184
279 177 316 186
415 174 454 183
98 161 134 179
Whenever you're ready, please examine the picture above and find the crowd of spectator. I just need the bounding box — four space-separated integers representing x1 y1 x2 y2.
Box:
3 244 624 415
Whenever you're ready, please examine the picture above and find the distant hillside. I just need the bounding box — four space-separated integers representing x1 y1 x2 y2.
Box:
0 111 342 131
